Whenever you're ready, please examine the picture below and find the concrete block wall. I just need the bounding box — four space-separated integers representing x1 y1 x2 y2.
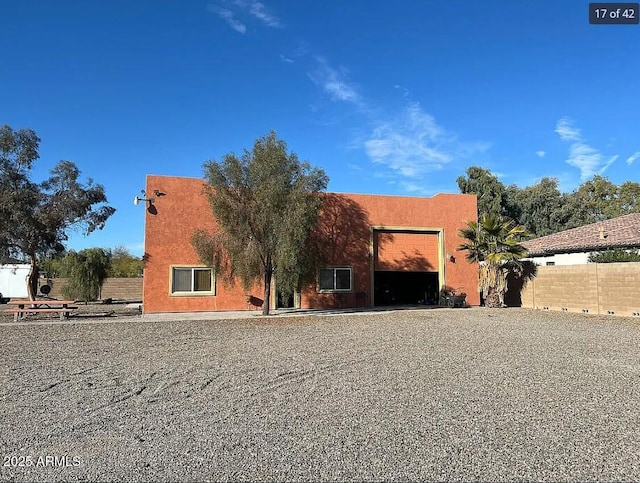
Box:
520 262 640 317
597 263 640 315
47 278 143 301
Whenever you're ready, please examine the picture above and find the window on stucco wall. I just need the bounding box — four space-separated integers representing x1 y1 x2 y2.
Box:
171 267 215 295
318 267 353 292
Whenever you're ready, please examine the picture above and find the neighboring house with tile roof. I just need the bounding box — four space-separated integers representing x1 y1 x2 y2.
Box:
521 213 640 266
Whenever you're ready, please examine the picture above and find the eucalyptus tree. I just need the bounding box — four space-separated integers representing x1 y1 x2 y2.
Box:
457 166 640 237
617 181 640 214
0 125 115 299
456 166 507 218
192 131 328 315
507 177 566 237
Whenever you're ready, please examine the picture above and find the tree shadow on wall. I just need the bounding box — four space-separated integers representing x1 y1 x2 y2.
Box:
304 193 378 307
504 261 538 307
312 193 376 264
375 249 435 271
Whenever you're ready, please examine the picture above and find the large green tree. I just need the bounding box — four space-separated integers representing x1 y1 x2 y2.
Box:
456 166 507 218
457 166 640 237
507 177 567 237
0 125 115 299
588 249 640 263
107 246 144 277
617 181 640 214
41 245 143 278
59 248 111 301
457 213 532 308
569 175 620 222
192 131 329 315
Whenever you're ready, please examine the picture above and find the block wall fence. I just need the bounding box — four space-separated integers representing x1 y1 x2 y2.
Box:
518 262 640 317
47 278 143 301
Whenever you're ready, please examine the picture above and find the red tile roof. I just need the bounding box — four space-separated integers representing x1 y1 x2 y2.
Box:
521 213 640 256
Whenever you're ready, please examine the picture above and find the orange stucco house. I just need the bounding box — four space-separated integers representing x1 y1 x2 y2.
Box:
142 174 479 313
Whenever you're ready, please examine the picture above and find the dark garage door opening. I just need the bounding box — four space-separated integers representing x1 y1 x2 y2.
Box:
374 271 439 306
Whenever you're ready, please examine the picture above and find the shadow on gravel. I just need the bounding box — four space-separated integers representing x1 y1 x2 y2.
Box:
70 311 117 319
273 304 468 317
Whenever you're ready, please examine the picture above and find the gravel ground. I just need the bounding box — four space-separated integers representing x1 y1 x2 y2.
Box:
1 307 640 482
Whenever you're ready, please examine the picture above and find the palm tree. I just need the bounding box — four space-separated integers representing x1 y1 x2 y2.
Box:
457 214 532 308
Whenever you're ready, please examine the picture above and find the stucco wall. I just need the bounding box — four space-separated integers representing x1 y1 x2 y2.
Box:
143 175 479 313
375 232 439 271
525 252 591 266
519 263 640 317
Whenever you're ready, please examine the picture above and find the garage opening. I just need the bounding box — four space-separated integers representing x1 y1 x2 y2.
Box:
372 229 441 307
374 271 439 306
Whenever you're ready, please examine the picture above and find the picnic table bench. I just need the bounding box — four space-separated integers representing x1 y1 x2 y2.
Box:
6 300 78 322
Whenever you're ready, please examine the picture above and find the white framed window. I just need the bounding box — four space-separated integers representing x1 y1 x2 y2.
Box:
318 267 353 292
170 267 215 296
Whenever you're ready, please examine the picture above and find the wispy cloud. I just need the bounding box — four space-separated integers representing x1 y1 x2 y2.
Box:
248 1 281 27
566 142 605 178
536 150 546 158
555 117 617 180
305 57 488 195
208 1 281 33
555 117 582 142
627 151 640 165
602 154 618 172
399 181 432 196
279 54 294 63
308 57 362 105
364 103 488 179
208 5 246 33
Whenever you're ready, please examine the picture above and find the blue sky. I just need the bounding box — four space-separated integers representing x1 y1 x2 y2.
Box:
2 1 638 256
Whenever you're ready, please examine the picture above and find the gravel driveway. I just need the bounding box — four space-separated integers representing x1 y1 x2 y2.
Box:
1 307 640 481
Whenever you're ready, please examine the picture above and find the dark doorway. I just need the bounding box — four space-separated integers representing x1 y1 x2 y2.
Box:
374 271 439 306
276 291 294 309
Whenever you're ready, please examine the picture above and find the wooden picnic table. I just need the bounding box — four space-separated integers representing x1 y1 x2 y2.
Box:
6 300 78 321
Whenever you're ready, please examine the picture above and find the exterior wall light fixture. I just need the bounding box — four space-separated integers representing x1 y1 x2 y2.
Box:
134 189 155 206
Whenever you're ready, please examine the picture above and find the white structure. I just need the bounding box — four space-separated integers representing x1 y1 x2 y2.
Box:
0 264 30 302
521 213 640 266
524 252 590 266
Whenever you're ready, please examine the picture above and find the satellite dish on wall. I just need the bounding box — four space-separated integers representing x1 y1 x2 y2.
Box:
134 196 141 206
